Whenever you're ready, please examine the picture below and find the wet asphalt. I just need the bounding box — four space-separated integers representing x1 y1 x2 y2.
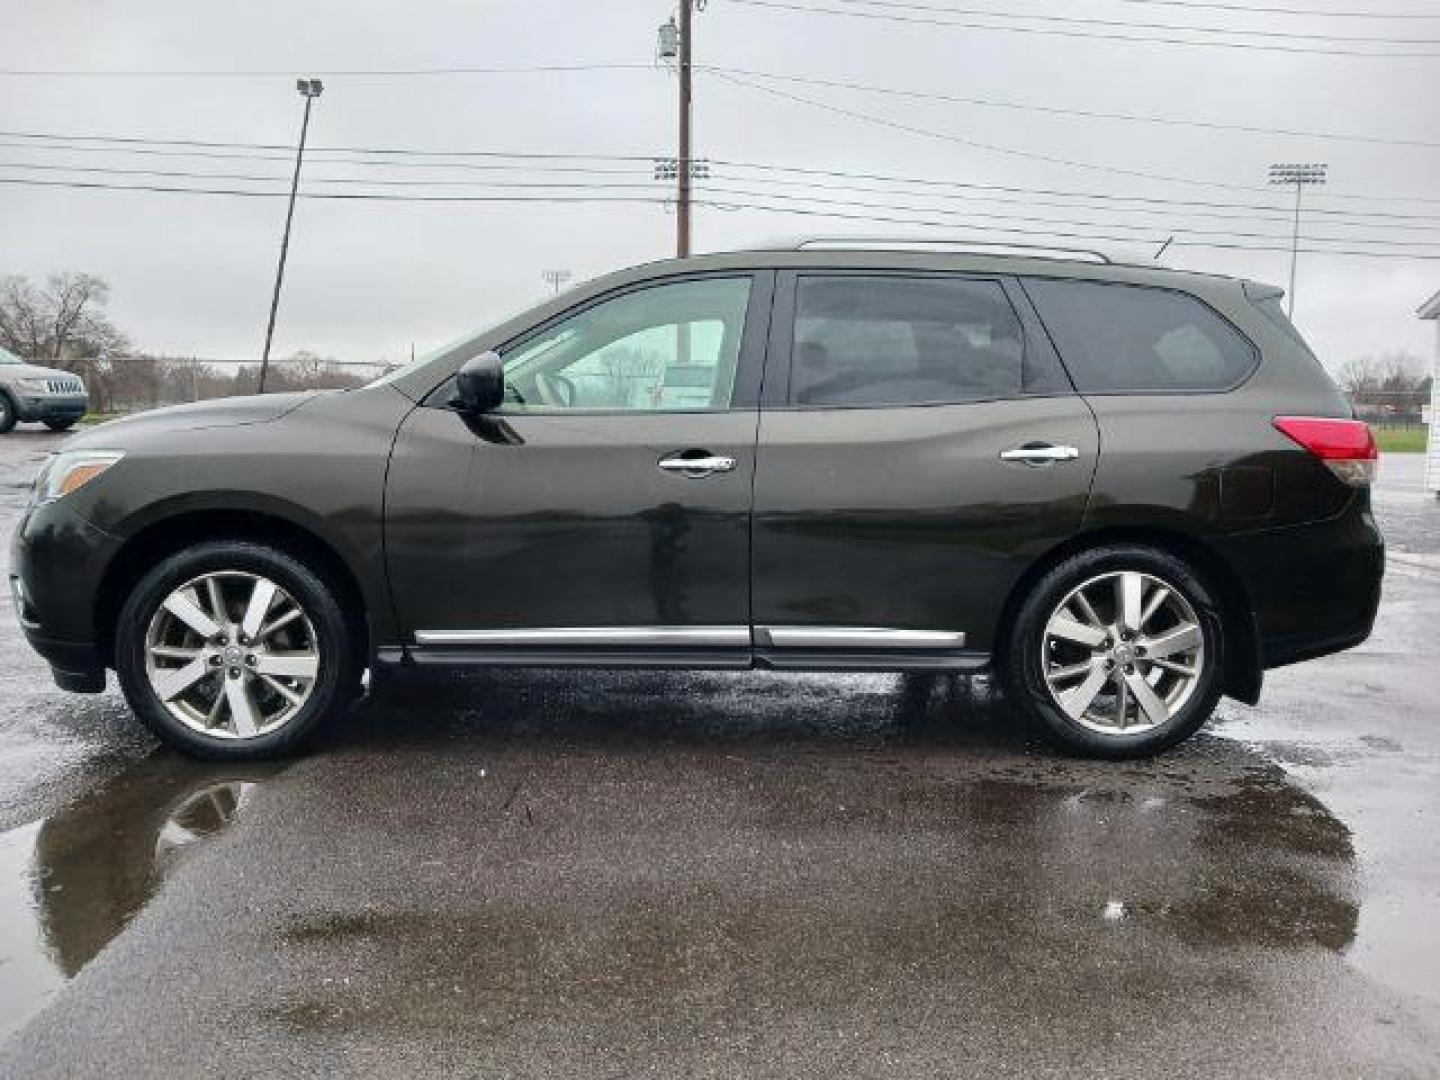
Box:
0 430 1437 1078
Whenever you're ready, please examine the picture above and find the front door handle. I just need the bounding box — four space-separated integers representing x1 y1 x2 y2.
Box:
999 442 1080 466
658 452 736 477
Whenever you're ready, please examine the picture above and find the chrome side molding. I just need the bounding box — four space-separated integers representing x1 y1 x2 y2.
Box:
756 626 966 649
414 626 967 649
414 626 751 647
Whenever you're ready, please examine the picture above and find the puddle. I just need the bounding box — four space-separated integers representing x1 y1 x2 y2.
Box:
0 756 281 1041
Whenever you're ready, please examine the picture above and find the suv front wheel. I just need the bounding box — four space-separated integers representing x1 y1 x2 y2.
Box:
114 541 360 759
1001 544 1224 758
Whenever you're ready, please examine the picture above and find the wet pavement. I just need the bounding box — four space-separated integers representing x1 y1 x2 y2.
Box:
0 430 1437 1077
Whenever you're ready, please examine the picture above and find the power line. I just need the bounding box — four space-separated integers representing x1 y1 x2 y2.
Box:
7 130 1439 218
709 171 1440 231
698 65 1440 150
0 62 658 78
812 0 1440 43
722 0 1440 56
6 174 1438 259
709 158 1440 216
692 197 1440 259
0 175 678 205
709 69 1440 202
1054 0 1440 19
10 157 1440 232
0 129 660 163
693 182 1440 249
0 159 664 190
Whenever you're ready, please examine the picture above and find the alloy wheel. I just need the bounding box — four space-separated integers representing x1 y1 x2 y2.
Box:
143 571 321 740
1040 570 1205 735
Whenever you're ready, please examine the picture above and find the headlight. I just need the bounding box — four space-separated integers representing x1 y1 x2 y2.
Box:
32 450 125 503
18 378 52 393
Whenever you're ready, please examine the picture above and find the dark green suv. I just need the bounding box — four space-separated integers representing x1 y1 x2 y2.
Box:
9 241 1383 759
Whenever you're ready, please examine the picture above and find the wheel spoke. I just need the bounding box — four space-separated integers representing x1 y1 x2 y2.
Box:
162 589 221 640
1144 623 1201 661
1072 589 1105 628
152 657 212 701
1119 572 1144 634
1138 585 1170 631
1124 669 1170 726
224 677 259 737
1046 660 1094 682
260 674 305 706
254 652 319 680
1114 673 1130 729
257 606 302 641
1150 657 1196 677
205 577 227 623
240 578 277 641
150 645 203 661
1057 662 1110 719
1047 616 1106 649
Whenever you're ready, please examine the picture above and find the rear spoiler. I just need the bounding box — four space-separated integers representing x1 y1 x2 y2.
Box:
1242 280 1285 304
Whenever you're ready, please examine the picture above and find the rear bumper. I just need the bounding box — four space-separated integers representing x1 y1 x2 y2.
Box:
14 394 87 423
1215 497 1384 671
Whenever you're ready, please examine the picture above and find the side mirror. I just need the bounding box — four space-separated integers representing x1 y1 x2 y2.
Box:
452 351 505 414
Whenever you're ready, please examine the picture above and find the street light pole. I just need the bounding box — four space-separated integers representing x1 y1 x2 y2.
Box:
258 78 323 393
1267 162 1327 318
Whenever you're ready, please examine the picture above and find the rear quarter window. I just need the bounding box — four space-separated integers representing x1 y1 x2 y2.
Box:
1024 278 1258 393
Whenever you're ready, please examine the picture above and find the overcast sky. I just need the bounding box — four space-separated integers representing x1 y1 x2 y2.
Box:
1 0 1437 373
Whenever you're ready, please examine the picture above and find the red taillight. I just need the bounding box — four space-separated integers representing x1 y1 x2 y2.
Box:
1273 416 1378 486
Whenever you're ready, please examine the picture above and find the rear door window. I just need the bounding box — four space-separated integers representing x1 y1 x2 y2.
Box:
1024 278 1257 393
789 275 1025 407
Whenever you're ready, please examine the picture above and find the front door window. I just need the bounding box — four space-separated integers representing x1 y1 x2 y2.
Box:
500 277 752 412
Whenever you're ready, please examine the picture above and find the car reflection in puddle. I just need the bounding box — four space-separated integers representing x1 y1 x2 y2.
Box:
0 756 283 1040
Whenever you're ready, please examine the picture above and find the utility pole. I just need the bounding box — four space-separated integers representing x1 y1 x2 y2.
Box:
1267 162 1327 318
258 78 324 393
677 0 694 257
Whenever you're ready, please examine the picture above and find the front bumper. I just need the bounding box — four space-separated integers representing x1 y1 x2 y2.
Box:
14 394 87 424
10 497 121 691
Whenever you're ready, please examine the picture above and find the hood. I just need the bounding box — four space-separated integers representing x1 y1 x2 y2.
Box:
64 392 320 448
0 360 85 383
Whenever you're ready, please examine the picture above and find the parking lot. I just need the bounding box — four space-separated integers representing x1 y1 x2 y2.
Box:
0 429 1437 1078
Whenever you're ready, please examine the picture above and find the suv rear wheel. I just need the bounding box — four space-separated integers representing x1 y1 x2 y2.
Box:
1001 544 1224 758
114 541 360 759
0 393 15 434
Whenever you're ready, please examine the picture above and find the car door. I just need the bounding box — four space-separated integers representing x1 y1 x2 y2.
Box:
750 269 1099 664
385 271 772 664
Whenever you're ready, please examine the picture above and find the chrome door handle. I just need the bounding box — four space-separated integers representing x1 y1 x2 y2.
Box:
658 453 736 476
999 443 1080 466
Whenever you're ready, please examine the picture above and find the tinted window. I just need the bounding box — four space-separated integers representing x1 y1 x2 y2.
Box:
1026 279 1256 393
500 277 751 411
790 275 1024 407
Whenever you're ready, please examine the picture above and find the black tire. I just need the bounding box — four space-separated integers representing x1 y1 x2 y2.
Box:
0 393 16 434
114 540 361 760
44 417 78 432
999 544 1225 759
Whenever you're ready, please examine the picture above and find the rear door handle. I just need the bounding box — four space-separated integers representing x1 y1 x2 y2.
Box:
658 452 736 477
999 443 1080 466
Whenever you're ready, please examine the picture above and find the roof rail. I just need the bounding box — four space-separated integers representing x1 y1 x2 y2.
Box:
773 236 1113 264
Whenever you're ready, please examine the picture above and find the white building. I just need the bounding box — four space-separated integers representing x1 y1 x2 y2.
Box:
1422 290 1440 496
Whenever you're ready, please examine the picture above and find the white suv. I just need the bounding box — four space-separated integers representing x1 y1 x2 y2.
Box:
0 345 88 433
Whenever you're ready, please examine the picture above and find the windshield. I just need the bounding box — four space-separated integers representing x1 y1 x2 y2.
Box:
0 345 25 366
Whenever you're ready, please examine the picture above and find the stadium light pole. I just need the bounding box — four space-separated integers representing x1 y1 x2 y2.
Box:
259 78 324 393
1268 162 1327 318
